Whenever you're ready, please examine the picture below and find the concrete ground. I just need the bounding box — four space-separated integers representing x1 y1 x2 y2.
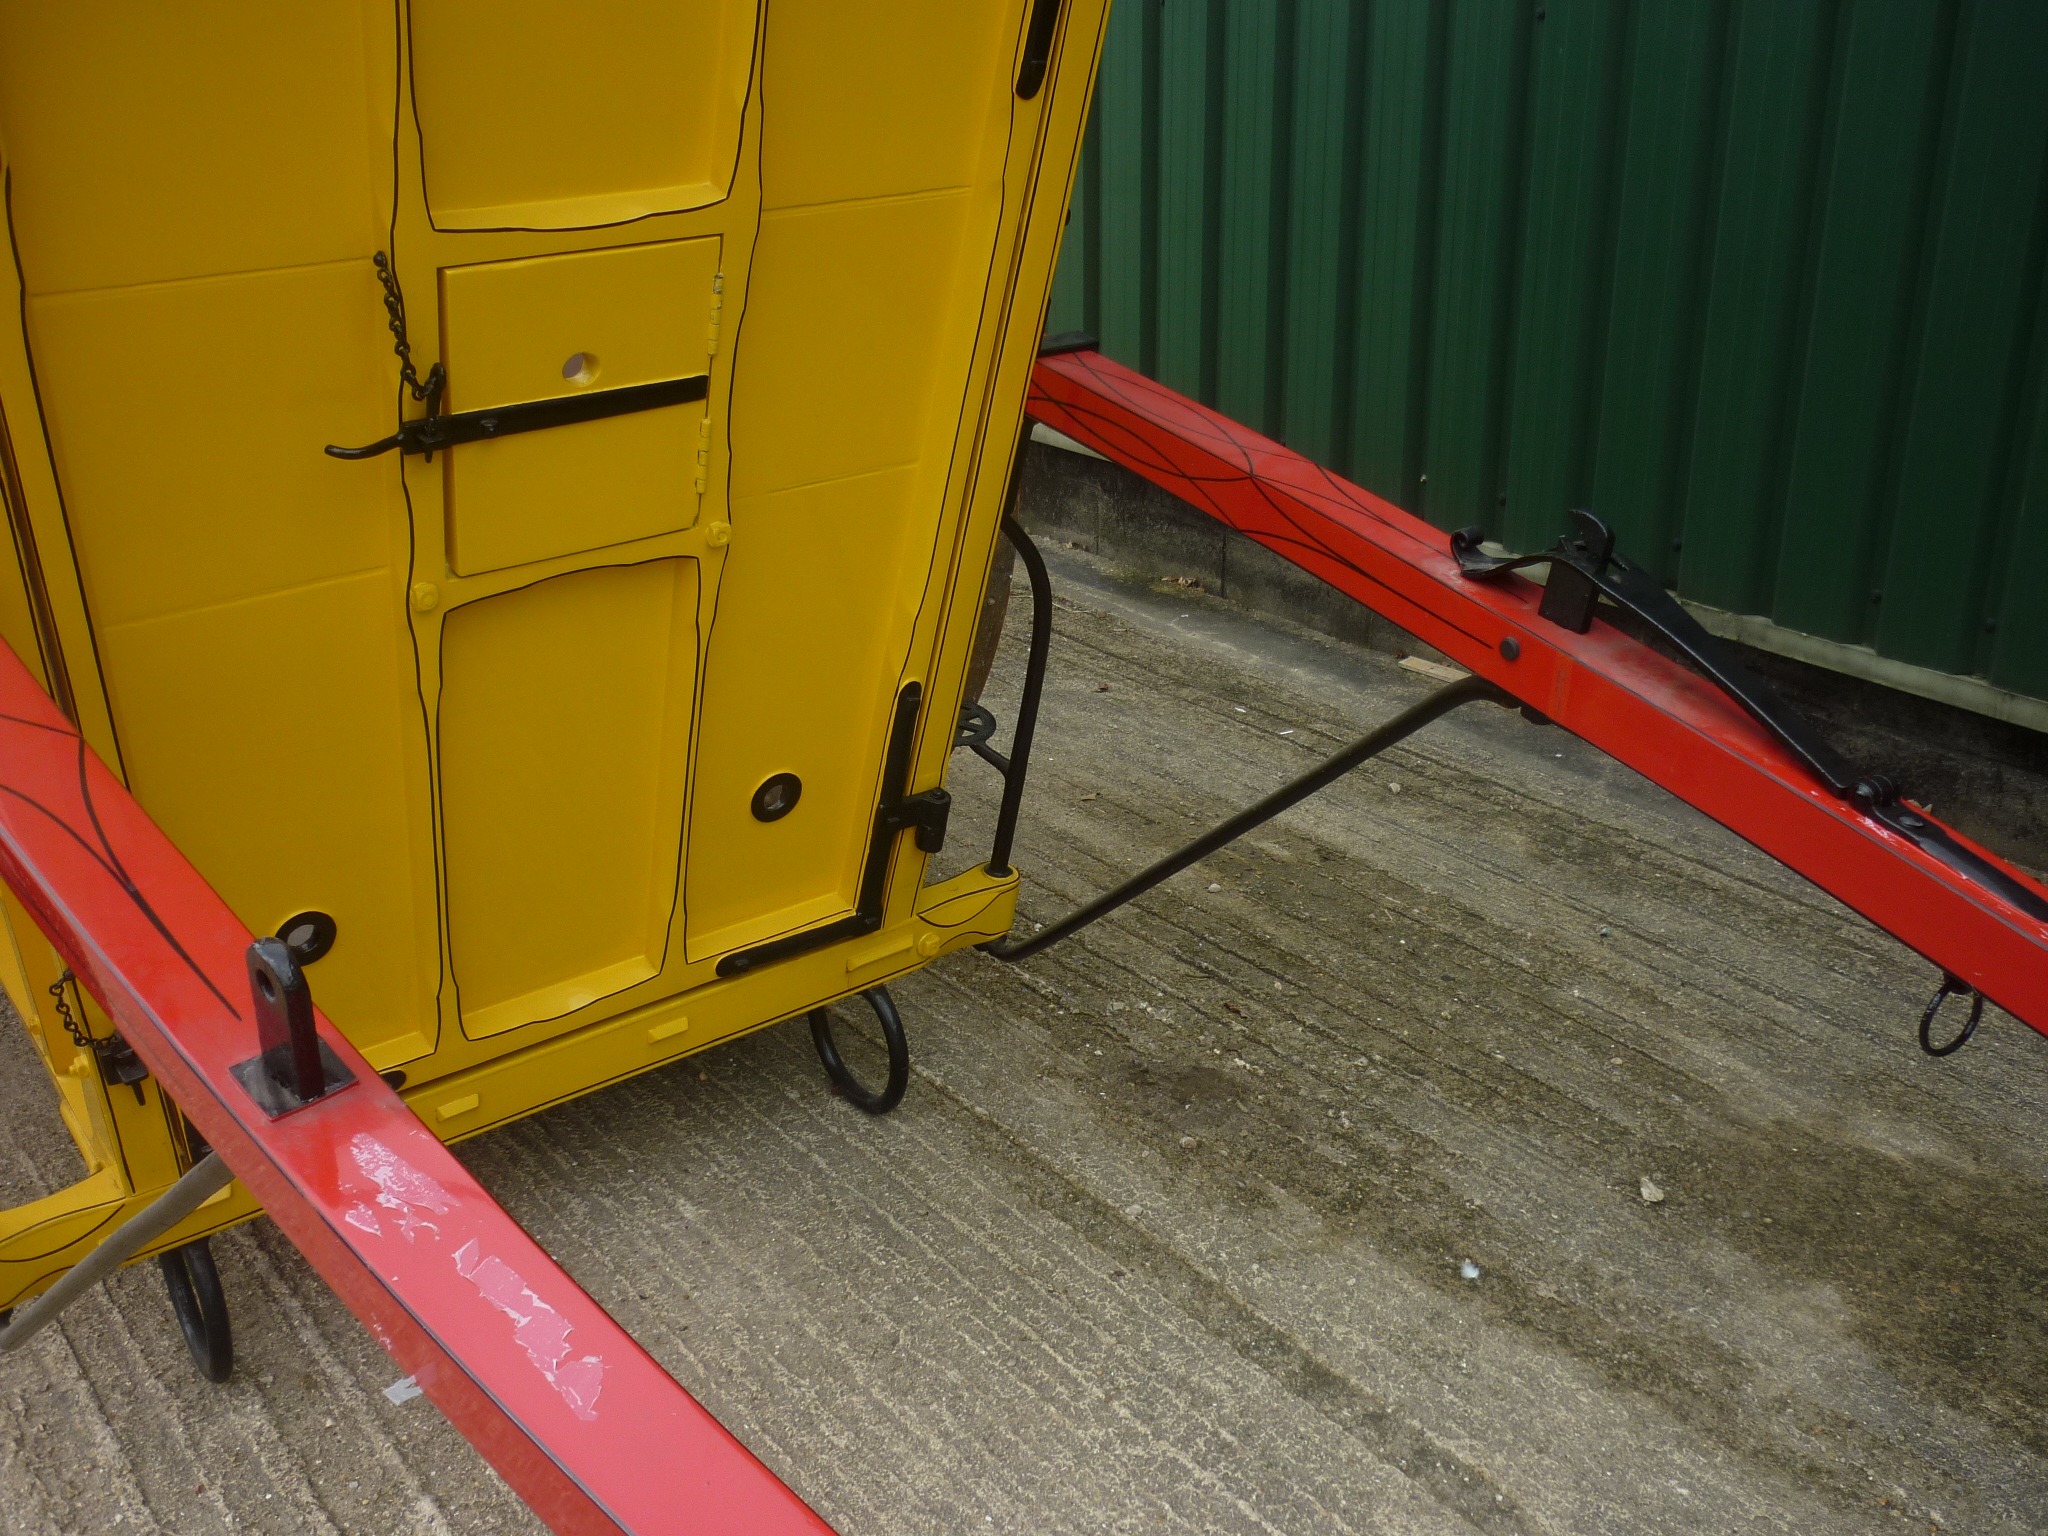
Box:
3 545 2046 1535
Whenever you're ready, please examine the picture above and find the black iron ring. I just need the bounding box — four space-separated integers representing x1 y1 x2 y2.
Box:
1919 975 1984 1058
809 986 909 1114
159 1237 233 1383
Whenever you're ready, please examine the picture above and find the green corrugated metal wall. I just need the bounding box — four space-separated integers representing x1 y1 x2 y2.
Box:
1045 0 2048 703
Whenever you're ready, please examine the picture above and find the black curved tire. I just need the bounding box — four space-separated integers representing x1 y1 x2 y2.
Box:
809 986 909 1115
159 1238 232 1383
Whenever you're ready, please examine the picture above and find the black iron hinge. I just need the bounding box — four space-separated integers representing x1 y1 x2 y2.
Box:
881 789 951 855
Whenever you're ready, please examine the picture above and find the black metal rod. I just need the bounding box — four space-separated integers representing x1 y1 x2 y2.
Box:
326 374 708 460
0 1153 232 1355
982 673 1507 962
986 516 1052 877
984 418 1053 877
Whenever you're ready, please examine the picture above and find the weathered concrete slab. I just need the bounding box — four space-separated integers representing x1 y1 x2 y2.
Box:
3 546 2044 1535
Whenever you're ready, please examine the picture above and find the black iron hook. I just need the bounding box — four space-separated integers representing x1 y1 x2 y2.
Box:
1919 973 1984 1057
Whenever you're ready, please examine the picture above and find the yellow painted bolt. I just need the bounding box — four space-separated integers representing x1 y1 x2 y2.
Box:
916 932 941 958
705 521 731 548
410 582 440 612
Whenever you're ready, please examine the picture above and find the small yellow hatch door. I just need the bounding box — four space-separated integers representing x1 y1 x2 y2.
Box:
439 237 718 575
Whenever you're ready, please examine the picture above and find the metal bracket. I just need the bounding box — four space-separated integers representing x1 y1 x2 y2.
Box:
228 937 355 1118
1453 510 2048 925
326 374 709 460
96 1036 150 1100
881 788 951 855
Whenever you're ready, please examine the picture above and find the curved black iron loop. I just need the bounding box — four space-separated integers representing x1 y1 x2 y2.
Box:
1919 975 1985 1058
159 1238 232 1383
956 700 998 750
809 986 909 1115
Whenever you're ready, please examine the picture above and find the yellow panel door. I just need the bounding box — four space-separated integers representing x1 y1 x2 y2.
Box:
392 25 742 1041
0 0 1106 1078
439 238 719 575
680 0 1015 963
440 559 699 1038
408 0 756 230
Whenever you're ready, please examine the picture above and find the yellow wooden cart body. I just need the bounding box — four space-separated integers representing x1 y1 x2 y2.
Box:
0 0 1106 1309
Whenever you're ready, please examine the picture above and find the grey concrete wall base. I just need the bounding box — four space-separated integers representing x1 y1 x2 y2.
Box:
1015 439 1451 665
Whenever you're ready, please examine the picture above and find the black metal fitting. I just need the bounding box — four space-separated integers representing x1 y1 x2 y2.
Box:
883 789 951 855
277 910 337 966
956 700 998 748
1533 510 1614 633
1453 511 2048 927
1919 974 1984 1057
47 971 148 1102
230 937 354 1117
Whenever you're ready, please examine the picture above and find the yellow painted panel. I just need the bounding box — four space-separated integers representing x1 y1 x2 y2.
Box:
0 885 64 1065
409 0 755 230
0 436 51 697
26 265 393 629
0 2 375 294
98 573 435 1059
733 195 970 496
760 0 1009 210
684 467 930 958
440 559 699 1037
440 238 717 574
0 893 37 1048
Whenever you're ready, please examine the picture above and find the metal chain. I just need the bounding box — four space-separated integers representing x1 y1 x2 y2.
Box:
48 970 148 1099
47 971 91 1053
371 251 445 408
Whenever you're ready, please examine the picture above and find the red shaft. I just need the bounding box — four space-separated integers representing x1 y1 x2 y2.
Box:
0 642 833 1536
1029 349 2048 1035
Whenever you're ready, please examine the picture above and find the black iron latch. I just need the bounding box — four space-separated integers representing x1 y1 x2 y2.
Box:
47 972 148 1103
881 788 951 855
327 374 708 461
